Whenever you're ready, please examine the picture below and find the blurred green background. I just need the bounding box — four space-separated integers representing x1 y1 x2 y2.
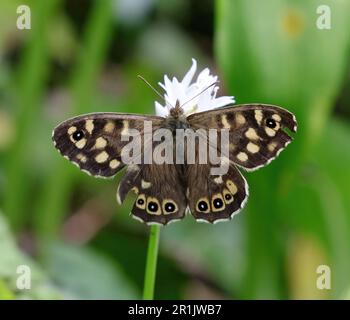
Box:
0 0 349 299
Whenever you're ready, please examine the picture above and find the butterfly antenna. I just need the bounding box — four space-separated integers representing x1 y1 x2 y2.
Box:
180 81 219 109
137 75 174 109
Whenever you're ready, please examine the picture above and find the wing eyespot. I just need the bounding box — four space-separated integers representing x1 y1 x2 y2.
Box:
162 199 178 214
67 127 87 148
265 118 276 129
211 193 225 212
136 194 146 209
223 189 234 204
264 113 281 135
196 198 210 213
73 130 84 141
148 202 158 212
146 197 161 215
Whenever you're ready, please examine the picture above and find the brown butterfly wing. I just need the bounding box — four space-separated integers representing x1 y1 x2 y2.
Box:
187 104 297 171
52 113 164 177
117 164 187 225
186 162 248 223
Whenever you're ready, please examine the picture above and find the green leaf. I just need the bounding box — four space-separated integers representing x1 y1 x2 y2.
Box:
215 0 350 298
44 242 138 299
216 0 350 152
33 0 115 237
162 217 246 296
0 213 63 299
4 0 61 229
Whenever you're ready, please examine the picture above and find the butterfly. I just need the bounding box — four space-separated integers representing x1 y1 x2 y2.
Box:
52 103 297 225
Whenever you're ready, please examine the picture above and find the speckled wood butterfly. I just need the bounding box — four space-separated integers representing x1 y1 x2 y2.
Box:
53 103 297 225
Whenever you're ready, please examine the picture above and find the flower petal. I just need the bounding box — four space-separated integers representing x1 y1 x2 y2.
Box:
154 59 235 116
197 68 210 84
172 77 187 105
197 89 215 111
155 101 169 117
181 58 197 88
209 96 235 108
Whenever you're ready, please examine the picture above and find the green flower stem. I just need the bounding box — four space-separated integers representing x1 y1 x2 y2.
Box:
143 225 161 300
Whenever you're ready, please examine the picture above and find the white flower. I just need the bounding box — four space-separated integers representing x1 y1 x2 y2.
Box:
155 58 235 117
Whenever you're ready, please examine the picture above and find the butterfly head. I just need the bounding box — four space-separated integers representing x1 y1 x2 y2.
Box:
169 100 184 119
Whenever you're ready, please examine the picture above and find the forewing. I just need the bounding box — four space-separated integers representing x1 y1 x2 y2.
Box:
52 113 164 177
187 104 297 171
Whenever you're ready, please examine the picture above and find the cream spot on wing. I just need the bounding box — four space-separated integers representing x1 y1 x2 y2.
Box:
268 142 278 152
245 128 259 140
121 120 129 135
247 142 260 154
226 180 238 195
104 121 115 133
272 114 282 122
265 127 276 137
85 120 94 134
76 153 87 163
237 152 248 162
94 137 107 149
95 151 109 163
221 115 231 129
255 110 263 125
236 113 246 125
214 176 223 184
76 138 87 149
131 187 139 194
109 159 120 169
141 179 151 189
68 126 77 135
